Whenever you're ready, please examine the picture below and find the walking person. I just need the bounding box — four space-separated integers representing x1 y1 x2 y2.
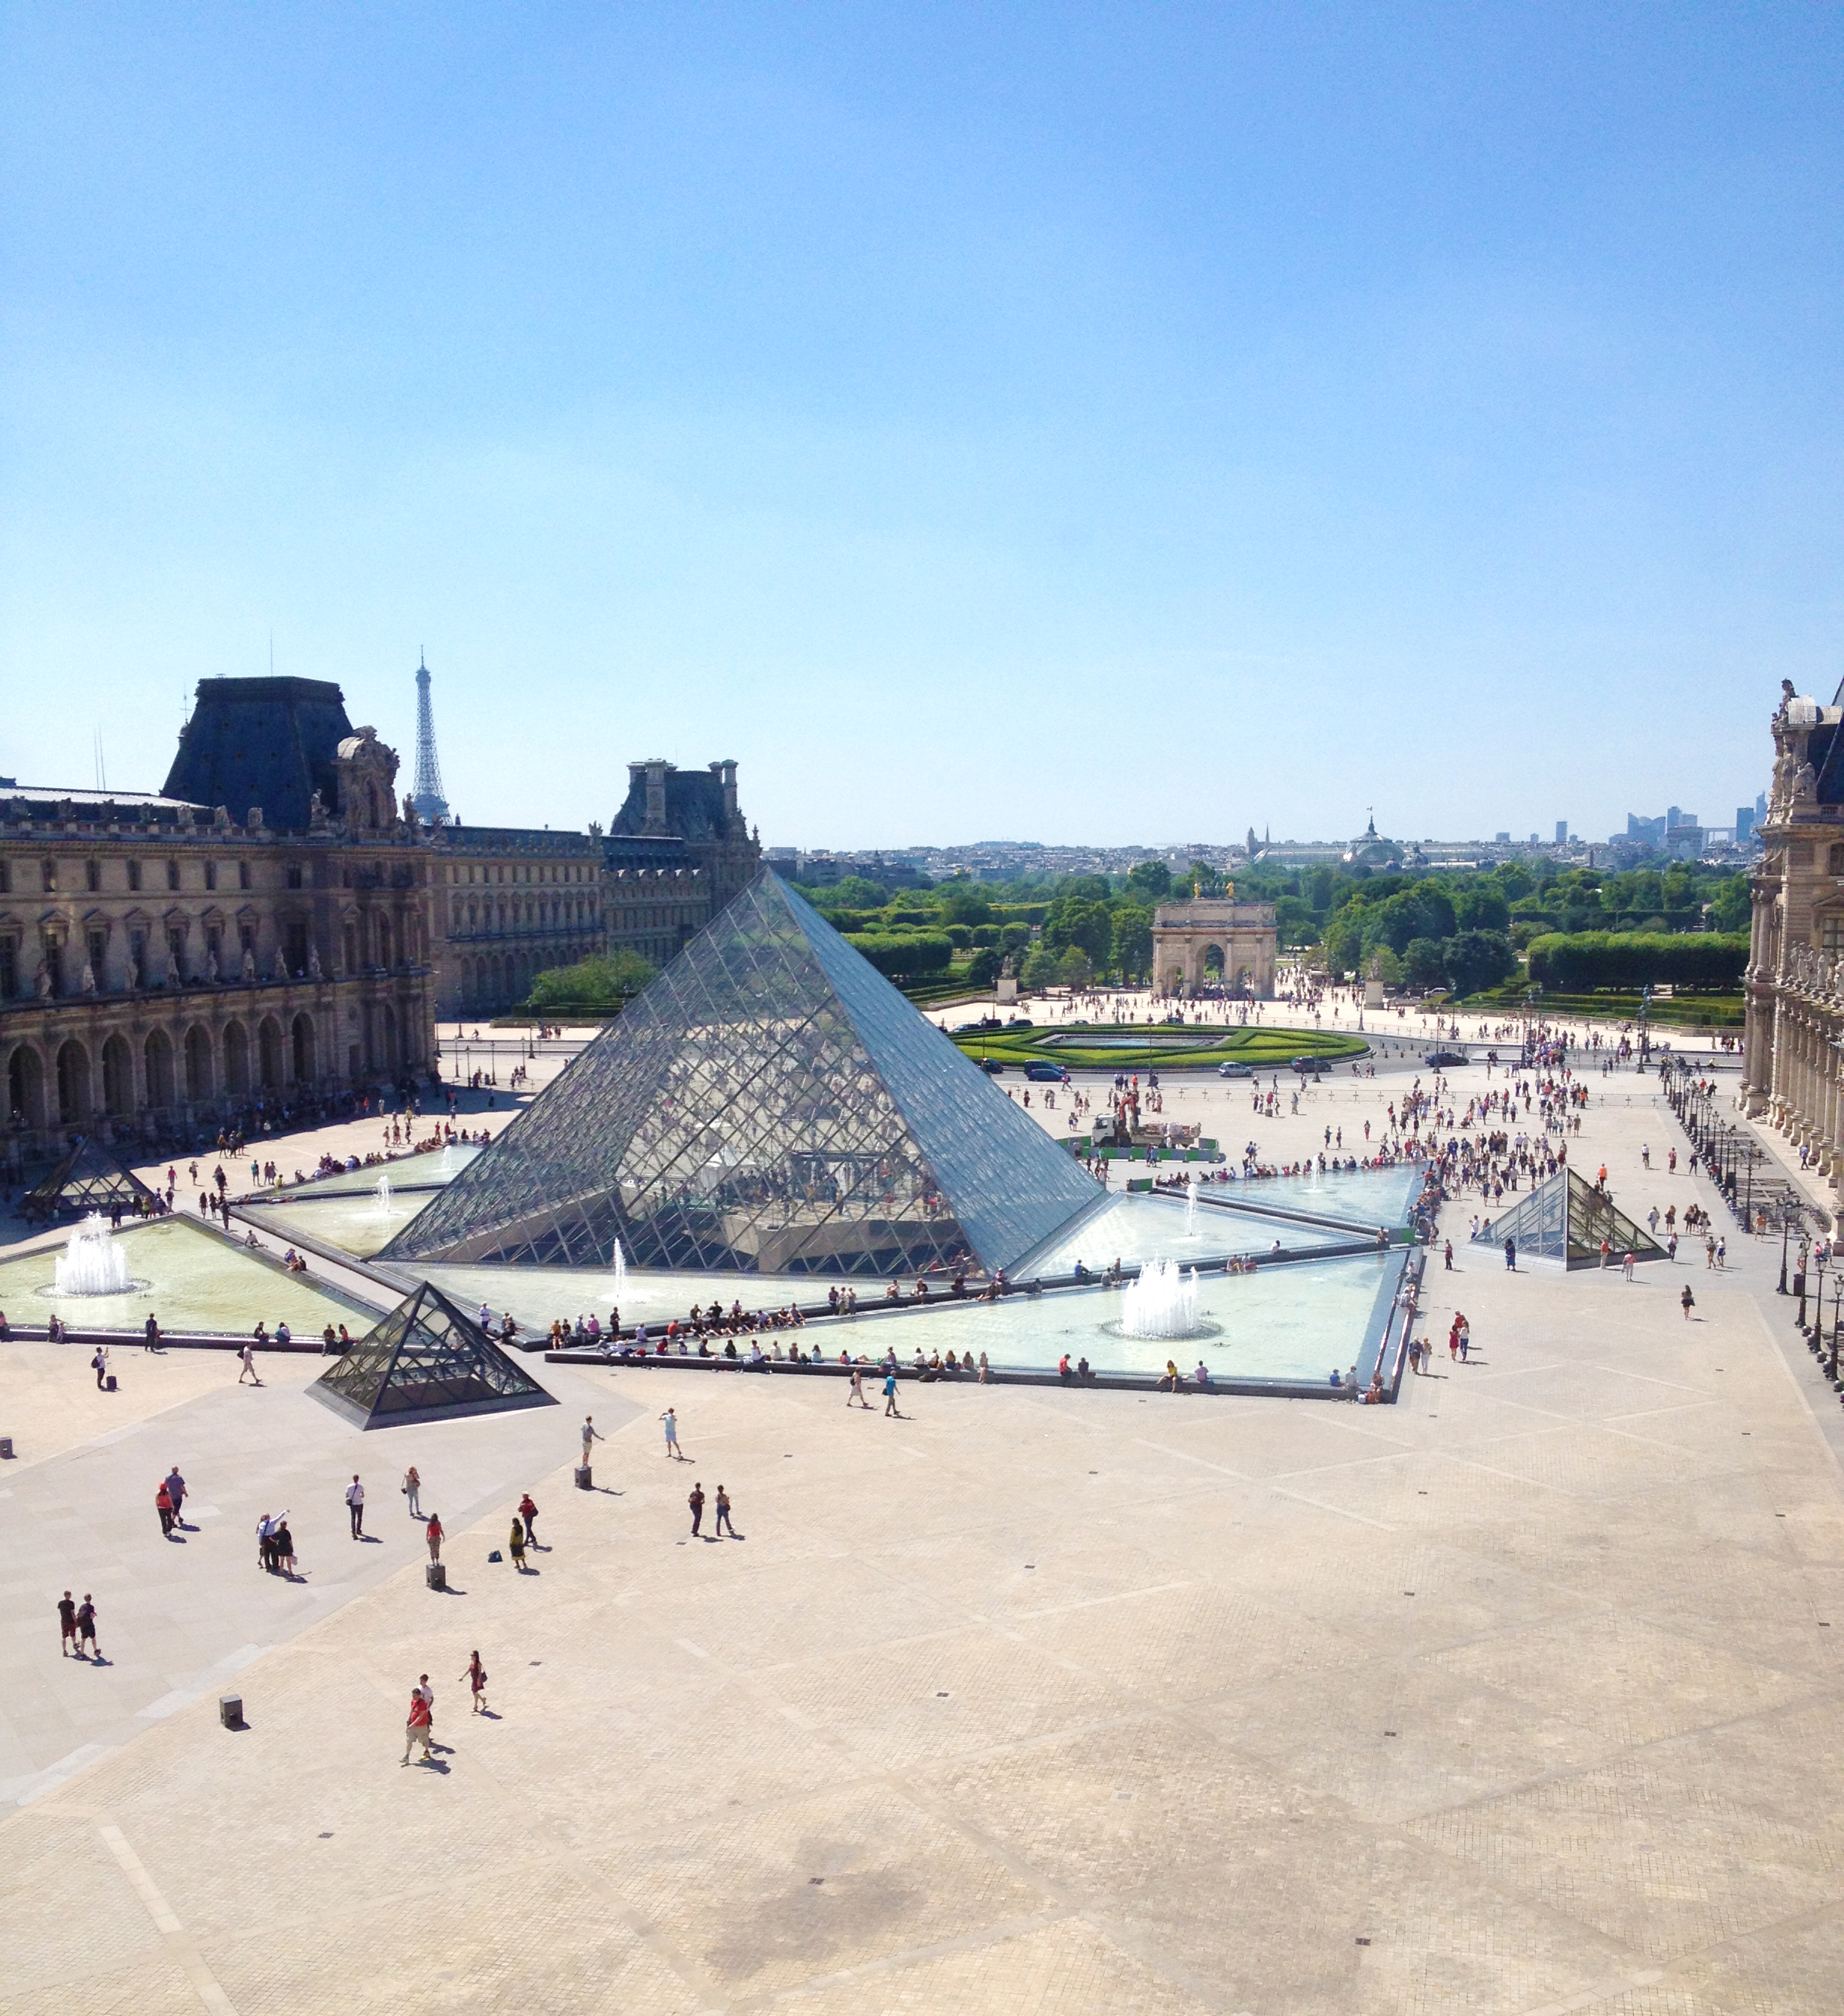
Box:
883 1367 901 1416
688 1480 705 1537
238 1339 263 1385
714 1484 735 1537
346 1474 365 1538
659 1407 682 1459
401 1685 434 1765
75 1594 100 1660
403 1465 422 1519
518 1492 538 1548
1682 1284 1696 1320
508 1517 527 1571
847 1366 869 1408
425 1513 444 1563
143 1314 163 1353
273 1517 297 1577
155 1479 176 1538
57 1590 78 1656
164 1465 188 1526
461 1651 487 1713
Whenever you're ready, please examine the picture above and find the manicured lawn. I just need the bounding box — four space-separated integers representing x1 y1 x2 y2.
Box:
948 1022 1366 1071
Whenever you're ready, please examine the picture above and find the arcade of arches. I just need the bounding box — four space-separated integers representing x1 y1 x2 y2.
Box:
1150 897 1279 998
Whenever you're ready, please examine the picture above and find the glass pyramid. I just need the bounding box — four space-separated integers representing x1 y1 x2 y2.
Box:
1469 1168 1668 1269
23 1135 157 1223
307 1280 558 1428
383 870 1102 1278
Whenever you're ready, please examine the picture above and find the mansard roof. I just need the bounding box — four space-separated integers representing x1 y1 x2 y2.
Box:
162 677 356 832
610 762 737 845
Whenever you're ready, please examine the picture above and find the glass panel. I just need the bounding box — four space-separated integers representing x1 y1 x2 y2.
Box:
384 873 1101 1278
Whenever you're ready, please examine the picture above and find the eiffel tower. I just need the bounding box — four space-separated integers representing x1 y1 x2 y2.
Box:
411 652 449 823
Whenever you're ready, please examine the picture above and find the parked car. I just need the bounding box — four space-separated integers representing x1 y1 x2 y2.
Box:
1217 1061 1253 1079
1024 1062 1067 1082
978 1058 1005 1074
1005 1018 1035 1029
1423 1049 1467 1068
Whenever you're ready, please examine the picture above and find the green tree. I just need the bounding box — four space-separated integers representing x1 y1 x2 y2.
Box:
1056 946 1094 987
529 949 658 1010
1711 874 1751 932
1125 860 1172 901
1110 903 1154 979
966 946 1002 988
1366 945 1404 987
1000 922 1033 955
1442 930 1517 997
1021 945 1061 989
820 875 889 909
1403 937 1447 988
1453 883 1510 933
939 882 994 926
1494 860 1536 902
1044 898 1116 970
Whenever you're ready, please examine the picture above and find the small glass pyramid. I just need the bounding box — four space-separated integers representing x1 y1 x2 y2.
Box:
383 870 1102 1278
307 1281 557 1428
22 1135 157 1222
1470 1168 1668 1269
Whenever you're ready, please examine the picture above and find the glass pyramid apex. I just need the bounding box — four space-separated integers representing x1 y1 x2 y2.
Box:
307 1280 557 1428
383 870 1101 1278
23 1135 157 1222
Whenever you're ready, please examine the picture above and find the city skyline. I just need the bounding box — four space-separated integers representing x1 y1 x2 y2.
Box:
4 6 1839 845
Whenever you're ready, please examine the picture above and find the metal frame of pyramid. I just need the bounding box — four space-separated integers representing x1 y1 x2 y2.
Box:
1469 1168 1668 1269
22 1135 158 1223
383 869 1104 1278
307 1280 558 1428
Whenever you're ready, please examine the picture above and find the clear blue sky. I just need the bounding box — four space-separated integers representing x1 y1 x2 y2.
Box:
3 4 1839 848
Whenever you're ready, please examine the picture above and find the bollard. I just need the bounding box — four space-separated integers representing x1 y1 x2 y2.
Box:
426 1562 447 1590
219 1694 243 1728
575 1465 592 1490
0 1435 13 1459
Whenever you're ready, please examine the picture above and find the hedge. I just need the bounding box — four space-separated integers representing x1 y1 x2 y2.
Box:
1525 931 1748 991
843 932 954 977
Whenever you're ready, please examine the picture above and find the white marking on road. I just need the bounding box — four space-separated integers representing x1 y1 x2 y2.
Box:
139 1643 266 1720
99 1819 240 2012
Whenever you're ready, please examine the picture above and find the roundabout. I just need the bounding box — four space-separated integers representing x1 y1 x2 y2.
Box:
949 1020 1367 1073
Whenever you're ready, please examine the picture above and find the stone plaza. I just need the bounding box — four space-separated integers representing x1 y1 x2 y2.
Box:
5 1031 1844 2011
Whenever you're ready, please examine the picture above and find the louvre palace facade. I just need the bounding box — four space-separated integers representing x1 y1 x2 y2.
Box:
1744 679 1844 1188
2 674 759 1171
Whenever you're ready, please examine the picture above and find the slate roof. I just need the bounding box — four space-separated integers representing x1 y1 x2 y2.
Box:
609 765 734 845
162 677 357 832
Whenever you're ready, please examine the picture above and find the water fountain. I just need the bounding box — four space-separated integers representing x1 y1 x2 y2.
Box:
1118 1257 1206 1339
51 1214 133 1297
371 1172 394 1217
1184 1178 1198 1238
612 1239 628 1295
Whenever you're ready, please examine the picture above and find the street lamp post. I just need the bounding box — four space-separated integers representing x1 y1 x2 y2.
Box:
1829 1272 1842 1388
1780 1202 1793 1295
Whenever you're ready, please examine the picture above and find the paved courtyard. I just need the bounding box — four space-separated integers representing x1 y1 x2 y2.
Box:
5 1055 1844 2011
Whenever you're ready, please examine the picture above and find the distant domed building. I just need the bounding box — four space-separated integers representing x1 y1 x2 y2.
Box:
1342 814 1403 869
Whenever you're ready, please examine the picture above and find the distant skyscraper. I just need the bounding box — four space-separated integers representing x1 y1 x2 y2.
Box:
411 654 450 823
1736 805 1755 845
1555 818 1568 844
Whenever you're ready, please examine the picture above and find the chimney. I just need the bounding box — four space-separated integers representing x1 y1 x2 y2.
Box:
719 759 738 824
644 761 669 835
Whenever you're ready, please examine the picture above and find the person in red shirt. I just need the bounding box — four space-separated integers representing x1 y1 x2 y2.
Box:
425 1514 444 1563
402 1686 433 1764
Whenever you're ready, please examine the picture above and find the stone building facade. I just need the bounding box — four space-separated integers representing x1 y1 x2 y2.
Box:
1151 897 1278 997
426 826 604 1020
1742 682 1844 1189
424 757 762 1016
2 678 435 1170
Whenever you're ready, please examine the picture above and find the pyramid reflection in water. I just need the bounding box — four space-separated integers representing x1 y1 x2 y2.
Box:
383 871 1101 1278
307 1281 557 1429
